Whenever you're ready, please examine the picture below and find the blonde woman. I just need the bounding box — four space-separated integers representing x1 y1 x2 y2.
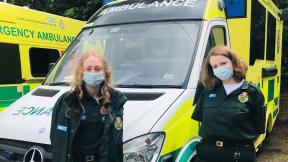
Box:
192 46 265 162
50 51 127 162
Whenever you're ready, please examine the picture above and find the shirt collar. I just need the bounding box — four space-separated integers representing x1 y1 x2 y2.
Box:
216 79 247 95
82 87 104 102
240 80 249 90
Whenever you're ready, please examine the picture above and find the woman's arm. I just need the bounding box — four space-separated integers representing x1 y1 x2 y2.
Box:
252 88 266 134
191 91 204 122
50 95 64 144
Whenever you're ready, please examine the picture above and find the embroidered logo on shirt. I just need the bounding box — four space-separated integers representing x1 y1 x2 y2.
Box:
57 124 68 132
238 92 249 103
114 116 123 130
209 93 216 98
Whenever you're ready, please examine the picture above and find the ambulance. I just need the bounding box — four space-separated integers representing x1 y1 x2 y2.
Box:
0 0 283 161
0 2 84 111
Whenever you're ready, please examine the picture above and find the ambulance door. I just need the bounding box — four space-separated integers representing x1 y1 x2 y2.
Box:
177 20 230 162
188 20 229 89
0 42 22 111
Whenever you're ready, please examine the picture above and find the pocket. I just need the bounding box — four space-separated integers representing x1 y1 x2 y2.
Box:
232 103 248 111
202 102 218 121
203 101 218 109
229 103 250 122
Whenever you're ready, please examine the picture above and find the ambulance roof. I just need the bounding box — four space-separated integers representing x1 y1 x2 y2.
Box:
87 0 207 26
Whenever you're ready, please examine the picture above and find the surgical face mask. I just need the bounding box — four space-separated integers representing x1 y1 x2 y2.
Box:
213 66 234 81
83 72 105 86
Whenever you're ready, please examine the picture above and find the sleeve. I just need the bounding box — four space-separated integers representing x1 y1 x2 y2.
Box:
114 92 127 162
191 91 204 122
193 83 204 106
114 90 128 116
49 94 64 144
252 89 266 134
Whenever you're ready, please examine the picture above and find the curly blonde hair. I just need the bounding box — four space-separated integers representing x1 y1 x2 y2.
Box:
200 46 247 91
71 51 112 104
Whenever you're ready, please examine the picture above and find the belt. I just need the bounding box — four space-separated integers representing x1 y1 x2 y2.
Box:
73 152 99 162
202 138 253 148
85 155 97 162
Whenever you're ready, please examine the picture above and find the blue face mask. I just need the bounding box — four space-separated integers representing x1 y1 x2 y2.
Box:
213 66 234 81
83 72 105 86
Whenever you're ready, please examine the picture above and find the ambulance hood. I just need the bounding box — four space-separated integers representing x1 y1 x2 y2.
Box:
0 86 184 144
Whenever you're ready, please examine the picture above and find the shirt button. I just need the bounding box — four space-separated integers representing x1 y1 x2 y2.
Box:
71 129 74 133
67 154 71 158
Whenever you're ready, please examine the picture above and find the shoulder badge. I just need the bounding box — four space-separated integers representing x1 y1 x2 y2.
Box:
238 92 249 103
114 116 123 130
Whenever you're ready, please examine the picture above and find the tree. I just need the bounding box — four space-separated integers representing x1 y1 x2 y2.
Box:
9 0 102 21
274 0 288 92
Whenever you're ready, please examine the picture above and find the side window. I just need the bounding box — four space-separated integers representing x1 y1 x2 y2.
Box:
195 26 226 105
29 48 60 77
0 43 22 84
266 12 276 61
204 26 227 57
250 0 266 65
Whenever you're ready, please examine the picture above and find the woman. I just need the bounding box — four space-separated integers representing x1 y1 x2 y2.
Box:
192 46 266 162
50 51 127 162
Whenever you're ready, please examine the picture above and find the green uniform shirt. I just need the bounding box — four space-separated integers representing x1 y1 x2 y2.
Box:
192 81 266 140
72 89 104 154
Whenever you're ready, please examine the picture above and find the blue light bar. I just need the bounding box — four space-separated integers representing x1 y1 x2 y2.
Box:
224 0 247 18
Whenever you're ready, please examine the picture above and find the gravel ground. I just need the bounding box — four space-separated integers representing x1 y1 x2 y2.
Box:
257 117 288 162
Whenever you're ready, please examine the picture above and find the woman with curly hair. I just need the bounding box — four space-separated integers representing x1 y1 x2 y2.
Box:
50 51 127 162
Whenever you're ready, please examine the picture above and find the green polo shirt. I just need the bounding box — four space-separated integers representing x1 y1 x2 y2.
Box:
192 81 266 140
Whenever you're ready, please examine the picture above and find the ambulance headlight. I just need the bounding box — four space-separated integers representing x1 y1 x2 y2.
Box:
123 132 165 162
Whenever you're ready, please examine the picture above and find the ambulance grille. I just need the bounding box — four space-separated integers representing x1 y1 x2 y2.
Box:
31 88 60 97
0 138 53 160
0 139 52 153
124 92 164 101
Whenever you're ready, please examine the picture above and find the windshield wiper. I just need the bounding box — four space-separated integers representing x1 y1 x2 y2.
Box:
116 84 181 88
49 82 70 86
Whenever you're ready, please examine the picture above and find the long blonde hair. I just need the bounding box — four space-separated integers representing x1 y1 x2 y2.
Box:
200 46 247 91
71 51 112 104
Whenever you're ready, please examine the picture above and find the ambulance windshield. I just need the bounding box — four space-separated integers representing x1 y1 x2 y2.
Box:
44 21 200 88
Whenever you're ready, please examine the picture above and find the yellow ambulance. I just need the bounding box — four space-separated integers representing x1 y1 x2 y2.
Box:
0 2 84 111
0 0 283 161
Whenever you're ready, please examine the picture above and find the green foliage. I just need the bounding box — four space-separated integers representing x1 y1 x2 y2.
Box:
274 0 288 92
9 0 102 21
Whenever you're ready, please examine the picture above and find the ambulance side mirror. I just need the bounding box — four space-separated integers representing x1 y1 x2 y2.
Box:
280 9 288 21
48 62 56 72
